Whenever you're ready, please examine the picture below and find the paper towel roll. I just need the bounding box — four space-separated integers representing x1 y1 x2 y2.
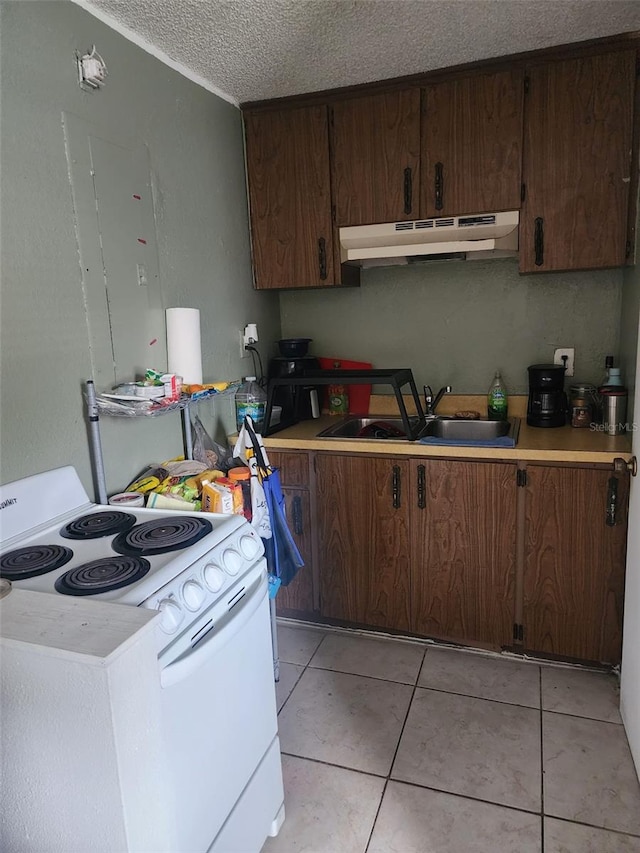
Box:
166 308 203 384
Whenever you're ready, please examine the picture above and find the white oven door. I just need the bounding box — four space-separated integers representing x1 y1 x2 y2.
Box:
158 564 278 853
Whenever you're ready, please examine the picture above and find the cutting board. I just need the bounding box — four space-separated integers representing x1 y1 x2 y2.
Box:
317 358 373 414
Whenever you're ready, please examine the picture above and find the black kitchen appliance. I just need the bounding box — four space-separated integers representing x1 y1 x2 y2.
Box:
527 363 567 427
267 354 321 425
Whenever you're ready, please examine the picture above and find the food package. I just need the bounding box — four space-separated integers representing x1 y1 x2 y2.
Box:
215 477 244 515
202 481 235 514
125 466 169 494
147 492 198 512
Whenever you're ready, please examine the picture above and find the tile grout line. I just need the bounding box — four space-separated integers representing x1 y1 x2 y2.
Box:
276 632 328 715
275 628 636 848
363 645 429 853
548 814 640 841
275 748 640 843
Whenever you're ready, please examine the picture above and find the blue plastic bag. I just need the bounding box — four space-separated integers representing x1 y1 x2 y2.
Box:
262 466 304 586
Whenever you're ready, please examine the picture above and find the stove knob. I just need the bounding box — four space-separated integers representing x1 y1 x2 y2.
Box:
222 548 243 576
239 534 261 560
203 562 225 592
182 579 205 611
157 598 183 634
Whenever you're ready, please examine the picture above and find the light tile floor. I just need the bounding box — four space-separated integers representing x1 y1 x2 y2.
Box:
264 622 640 853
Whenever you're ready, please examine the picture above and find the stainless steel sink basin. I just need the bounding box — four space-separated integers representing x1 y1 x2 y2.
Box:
422 417 520 442
316 416 417 440
317 415 520 444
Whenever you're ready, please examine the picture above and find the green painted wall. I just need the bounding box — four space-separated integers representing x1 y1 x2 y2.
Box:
0 1 279 494
280 259 622 396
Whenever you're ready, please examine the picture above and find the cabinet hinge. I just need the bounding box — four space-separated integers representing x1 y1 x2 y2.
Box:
626 240 632 259
329 107 334 128
515 623 524 641
524 76 530 95
517 469 527 487
520 183 526 203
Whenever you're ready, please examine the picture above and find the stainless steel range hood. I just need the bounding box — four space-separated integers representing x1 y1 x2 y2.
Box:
339 211 519 267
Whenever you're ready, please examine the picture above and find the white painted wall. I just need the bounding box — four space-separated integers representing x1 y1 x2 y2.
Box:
621 313 640 779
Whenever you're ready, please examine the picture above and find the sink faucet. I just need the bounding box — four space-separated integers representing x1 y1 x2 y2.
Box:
423 384 452 418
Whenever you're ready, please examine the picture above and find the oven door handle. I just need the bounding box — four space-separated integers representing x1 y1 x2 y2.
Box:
160 571 268 689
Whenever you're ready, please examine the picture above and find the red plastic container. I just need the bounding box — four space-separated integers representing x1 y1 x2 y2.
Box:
317 358 373 414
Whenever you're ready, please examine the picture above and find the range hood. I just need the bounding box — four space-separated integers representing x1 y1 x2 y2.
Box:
339 211 519 267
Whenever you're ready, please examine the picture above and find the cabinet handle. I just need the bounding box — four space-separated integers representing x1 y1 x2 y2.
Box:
614 456 637 477
434 162 444 211
292 495 303 535
392 465 401 510
606 476 619 526
534 217 544 266
417 464 426 509
318 237 327 280
403 167 413 214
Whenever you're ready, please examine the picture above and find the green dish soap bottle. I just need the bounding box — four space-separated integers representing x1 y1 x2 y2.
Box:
488 370 508 421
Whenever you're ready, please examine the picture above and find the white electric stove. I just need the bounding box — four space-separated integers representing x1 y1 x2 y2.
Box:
0 466 285 852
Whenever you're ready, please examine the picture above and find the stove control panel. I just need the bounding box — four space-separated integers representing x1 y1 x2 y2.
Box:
158 597 183 634
142 526 265 635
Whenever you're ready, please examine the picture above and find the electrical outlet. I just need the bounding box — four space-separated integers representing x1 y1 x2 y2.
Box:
240 330 249 359
554 347 575 376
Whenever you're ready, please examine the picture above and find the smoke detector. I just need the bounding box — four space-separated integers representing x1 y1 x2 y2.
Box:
77 46 107 90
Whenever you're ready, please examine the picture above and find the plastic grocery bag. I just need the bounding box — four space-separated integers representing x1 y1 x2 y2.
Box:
262 465 304 586
191 415 232 471
233 416 271 539
233 416 304 585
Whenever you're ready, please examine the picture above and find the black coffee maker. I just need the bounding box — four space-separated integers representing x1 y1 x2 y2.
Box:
527 364 567 427
268 339 321 426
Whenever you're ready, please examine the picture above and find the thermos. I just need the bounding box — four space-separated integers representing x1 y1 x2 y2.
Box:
599 386 628 435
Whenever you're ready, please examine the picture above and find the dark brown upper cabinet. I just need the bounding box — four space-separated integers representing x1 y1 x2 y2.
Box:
330 89 421 226
420 69 524 218
520 50 636 273
244 105 337 289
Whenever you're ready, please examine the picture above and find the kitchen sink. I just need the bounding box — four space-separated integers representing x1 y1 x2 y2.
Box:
316 416 418 440
317 415 520 445
422 417 520 442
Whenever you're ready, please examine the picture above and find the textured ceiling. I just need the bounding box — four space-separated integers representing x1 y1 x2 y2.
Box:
79 0 640 105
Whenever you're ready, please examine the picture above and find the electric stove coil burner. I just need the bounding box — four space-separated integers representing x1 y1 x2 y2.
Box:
0 545 74 581
60 510 137 540
54 556 151 596
112 515 213 557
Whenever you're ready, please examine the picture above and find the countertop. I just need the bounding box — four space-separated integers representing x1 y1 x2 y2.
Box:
264 395 633 464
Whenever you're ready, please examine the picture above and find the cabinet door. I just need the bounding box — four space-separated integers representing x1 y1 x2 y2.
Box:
317 455 411 631
244 106 335 288
410 460 516 648
275 488 315 615
520 51 635 273
421 70 524 218
268 451 315 615
523 466 628 664
331 89 421 226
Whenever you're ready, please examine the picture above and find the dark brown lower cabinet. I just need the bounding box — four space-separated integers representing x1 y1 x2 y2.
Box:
317 454 412 631
296 450 628 666
410 460 517 649
268 451 315 617
316 455 515 645
523 465 628 664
